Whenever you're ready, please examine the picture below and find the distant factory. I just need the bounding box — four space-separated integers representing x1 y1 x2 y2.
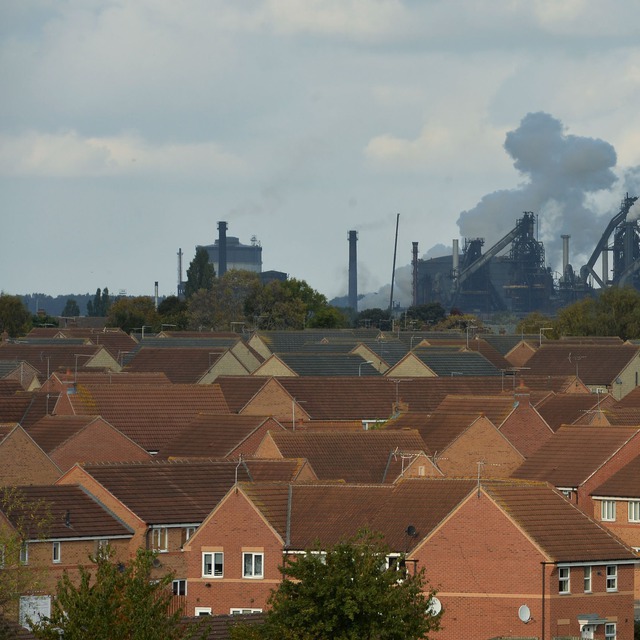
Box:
408 193 639 315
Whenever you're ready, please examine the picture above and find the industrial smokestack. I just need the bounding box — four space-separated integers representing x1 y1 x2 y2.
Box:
348 230 358 311
154 281 159 311
412 242 419 307
452 239 459 275
218 221 228 277
561 235 570 275
177 248 183 297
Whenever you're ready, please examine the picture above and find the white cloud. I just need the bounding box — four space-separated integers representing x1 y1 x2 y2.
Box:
0 130 244 178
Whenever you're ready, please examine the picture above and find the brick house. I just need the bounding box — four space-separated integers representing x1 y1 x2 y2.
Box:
182 478 637 639
0 425 61 485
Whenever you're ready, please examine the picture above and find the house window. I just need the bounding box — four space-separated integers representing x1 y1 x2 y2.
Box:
230 608 263 615
243 552 264 578
151 528 168 552
194 607 211 616
52 542 61 564
19 543 29 565
583 566 591 592
605 622 617 639
184 526 196 542
628 501 640 522
601 500 616 522
202 552 223 578
558 566 570 594
172 579 187 596
606 565 617 591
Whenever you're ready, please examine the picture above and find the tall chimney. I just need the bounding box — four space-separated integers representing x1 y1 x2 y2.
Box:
412 242 419 307
154 281 159 310
452 239 459 276
177 248 183 297
561 234 570 276
218 221 228 277
348 230 358 311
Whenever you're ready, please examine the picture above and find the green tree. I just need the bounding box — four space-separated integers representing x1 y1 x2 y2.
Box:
86 288 111 317
231 529 440 640
157 296 189 331
0 294 32 338
107 297 159 334
307 306 349 329
31 547 200 640
61 299 80 317
356 308 392 330
185 247 215 299
405 303 446 329
515 311 557 338
0 488 52 635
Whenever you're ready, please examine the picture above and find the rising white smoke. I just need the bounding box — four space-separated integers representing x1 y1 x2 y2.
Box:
457 112 618 270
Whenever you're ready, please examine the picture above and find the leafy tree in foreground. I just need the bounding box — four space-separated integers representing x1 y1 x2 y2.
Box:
0 487 52 636
0 294 32 338
31 547 201 640
231 529 440 640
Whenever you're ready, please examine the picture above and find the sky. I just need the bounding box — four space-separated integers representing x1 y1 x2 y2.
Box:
2 1 640 309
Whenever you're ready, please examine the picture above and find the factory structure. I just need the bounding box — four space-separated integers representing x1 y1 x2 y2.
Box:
406 193 639 315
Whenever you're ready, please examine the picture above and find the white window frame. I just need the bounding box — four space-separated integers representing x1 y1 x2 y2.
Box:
19 542 28 565
202 552 223 578
606 565 617 592
583 566 591 593
151 527 168 552
242 552 264 579
194 607 211 616
628 500 640 523
172 579 187 596
601 500 616 522
605 622 616 639
558 566 570 594
52 541 61 564
184 526 196 541
230 608 263 615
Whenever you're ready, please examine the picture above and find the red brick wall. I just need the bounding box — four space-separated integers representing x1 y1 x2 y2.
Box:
416 490 635 640
183 490 283 616
0 429 61 485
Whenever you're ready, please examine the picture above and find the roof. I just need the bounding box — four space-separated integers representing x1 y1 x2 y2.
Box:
215 377 272 412
0 343 109 376
26 327 137 361
411 348 501 376
77 459 299 525
27 415 104 453
511 425 640 487
263 430 428 482
535 392 616 431
255 329 381 354
157 414 285 459
591 456 640 498
0 484 133 540
264 353 381 377
123 347 227 383
433 394 516 425
524 343 640 384
67 384 229 451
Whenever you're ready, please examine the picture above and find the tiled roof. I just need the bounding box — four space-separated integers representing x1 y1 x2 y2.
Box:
591 455 640 498
214 377 271 412
27 415 102 452
242 478 636 561
68 384 229 452
63 371 172 386
268 353 381 377
27 327 137 361
0 484 133 540
79 460 274 524
255 329 381 354
615 385 640 408
433 395 515 425
264 430 428 482
481 335 539 356
0 379 23 396
482 480 636 562
535 392 617 430
592 407 640 426
0 343 109 376
524 343 639 384
466 338 512 370
511 425 640 487
123 347 227 383
157 414 285 459
396 412 482 453
411 348 501 376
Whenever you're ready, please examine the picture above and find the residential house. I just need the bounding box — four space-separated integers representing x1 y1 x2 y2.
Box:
0 424 61 485
0 361 40 391
183 478 637 639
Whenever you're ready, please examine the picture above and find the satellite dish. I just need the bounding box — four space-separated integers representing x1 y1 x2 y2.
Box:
518 604 531 623
427 597 442 616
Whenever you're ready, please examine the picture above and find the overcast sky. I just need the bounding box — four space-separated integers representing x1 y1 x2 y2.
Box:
2 1 640 308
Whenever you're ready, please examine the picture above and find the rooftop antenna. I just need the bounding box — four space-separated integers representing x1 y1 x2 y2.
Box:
234 454 244 493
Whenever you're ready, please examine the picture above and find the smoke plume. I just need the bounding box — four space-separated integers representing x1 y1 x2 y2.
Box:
457 112 617 270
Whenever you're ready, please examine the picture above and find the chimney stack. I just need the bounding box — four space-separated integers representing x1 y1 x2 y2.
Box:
348 231 358 311
154 281 159 310
218 221 228 277
412 242 419 307
452 239 459 276
561 235 570 276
